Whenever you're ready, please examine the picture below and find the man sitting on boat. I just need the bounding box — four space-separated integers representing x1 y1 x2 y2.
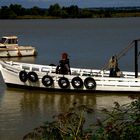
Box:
56 53 71 75
108 55 121 77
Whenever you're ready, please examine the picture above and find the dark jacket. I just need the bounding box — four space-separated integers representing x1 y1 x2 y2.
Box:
56 59 71 75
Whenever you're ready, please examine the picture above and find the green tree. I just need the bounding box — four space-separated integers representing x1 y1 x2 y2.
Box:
67 5 80 18
9 4 25 16
48 3 61 17
30 6 41 15
0 6 17 19
80 9 93 18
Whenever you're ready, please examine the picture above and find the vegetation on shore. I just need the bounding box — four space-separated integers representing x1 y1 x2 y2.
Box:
23 95 140 140
0 4 140 19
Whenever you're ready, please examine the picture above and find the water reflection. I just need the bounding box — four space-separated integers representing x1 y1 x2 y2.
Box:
16 89 98 114
4 88 137 115
0 87 139 140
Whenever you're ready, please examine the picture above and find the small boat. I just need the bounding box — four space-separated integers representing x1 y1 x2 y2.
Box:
0 36 37 57
0 39 140 93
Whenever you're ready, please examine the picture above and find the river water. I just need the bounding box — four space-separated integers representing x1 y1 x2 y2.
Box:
0 18 140 140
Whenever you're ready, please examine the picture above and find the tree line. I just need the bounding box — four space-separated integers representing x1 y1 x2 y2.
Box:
0 3 140 19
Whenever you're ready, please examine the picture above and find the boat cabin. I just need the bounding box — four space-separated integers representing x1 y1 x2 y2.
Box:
0 36 18 45
0 36 19 48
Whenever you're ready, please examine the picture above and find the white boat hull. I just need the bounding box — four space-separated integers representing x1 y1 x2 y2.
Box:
0 47 36 57
0 61 140 92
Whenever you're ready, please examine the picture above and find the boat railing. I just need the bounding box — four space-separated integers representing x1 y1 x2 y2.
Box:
41 66 56 73
20 63 139 78
95 76 140 87
3 61 140 79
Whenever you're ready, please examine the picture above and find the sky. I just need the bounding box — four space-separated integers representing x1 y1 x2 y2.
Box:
0 0 140 8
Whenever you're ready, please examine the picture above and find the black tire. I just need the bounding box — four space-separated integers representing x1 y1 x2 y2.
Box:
19 70 28 82
28 71 38 82
42 75 53 87
84 77 96 89
58 77 70 89
71 77 83 89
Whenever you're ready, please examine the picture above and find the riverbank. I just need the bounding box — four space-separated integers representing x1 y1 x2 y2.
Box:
0 4 140 19
13 12 140 19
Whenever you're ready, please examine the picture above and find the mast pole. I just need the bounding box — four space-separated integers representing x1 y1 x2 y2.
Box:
135 40 138 78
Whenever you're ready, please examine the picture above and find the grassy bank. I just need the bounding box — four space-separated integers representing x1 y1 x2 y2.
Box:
16 12 140 19
0 4 140 19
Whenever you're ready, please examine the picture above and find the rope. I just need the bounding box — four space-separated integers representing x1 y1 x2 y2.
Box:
102 40 135 71
116 40 134 60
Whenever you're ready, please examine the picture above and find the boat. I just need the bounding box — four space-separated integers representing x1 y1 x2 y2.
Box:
0 36 37 57
0 39 140 93
0 60 140 93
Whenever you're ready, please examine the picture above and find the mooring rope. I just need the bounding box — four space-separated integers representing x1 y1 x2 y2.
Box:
102 40 135 71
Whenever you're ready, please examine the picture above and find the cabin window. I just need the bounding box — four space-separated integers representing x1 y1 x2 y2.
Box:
0 45 6 48
8 39 12 44
1 38 7 43
8 39 13 44
1 38 18 44
13 39 18 44
8 39 18 44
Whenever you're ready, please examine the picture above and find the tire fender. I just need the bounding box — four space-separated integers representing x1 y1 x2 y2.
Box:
19 70 28 82
42 75 53 87
58 77 70 89
84 77 96 89
28 71 38 82
71 77 83 89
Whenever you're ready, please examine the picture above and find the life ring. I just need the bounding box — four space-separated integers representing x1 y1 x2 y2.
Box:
58 77 70 89
42 75 53 87
19 70 28 82
84 77 96 89
28 71 38 82
71 77 83 89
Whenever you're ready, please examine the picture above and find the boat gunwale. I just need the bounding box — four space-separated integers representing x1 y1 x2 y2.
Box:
1 60 140 92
